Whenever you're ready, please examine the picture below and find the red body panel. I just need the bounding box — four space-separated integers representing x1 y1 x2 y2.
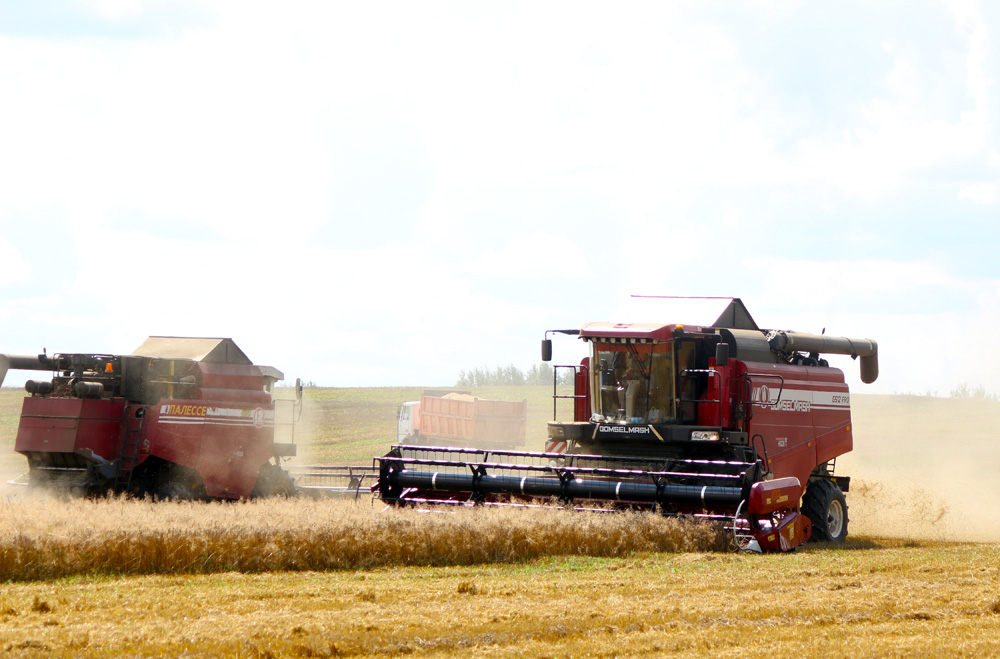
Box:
748 477 804 516
741 361 852 487
197 362 269 391
15 397 126 462
697 357 728 428
747 479 811 552
754 511 812 552
147 400 276 498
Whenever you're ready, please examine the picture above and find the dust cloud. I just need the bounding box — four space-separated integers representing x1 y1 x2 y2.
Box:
841 394 1000 542
0 427 40 500
272 390 315 464
0 387 26 497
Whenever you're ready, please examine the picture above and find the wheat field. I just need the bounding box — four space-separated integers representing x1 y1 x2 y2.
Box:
0 534 997 657
0 497 725 582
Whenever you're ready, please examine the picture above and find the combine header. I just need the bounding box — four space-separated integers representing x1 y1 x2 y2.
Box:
1 337 300 499
377 297 878 552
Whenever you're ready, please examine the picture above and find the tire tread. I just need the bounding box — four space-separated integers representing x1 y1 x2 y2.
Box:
803 478 848 542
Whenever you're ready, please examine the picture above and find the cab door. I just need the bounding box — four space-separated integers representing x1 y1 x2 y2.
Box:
397 402 419 442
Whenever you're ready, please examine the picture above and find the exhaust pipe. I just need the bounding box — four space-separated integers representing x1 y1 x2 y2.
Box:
767 331 879 384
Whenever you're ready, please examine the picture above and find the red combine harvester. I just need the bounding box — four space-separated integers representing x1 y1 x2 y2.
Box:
1 337 300 499
377 297 878 552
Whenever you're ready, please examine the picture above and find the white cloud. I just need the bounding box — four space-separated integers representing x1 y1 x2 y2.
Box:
958 181 999 204
0 30 332 239
787 1 996 201
2 2 1000 393
47 225 565 385
732 257 1000 395
0 239 31 285
2 2 989 230
82 0 145 22
456 234 593 280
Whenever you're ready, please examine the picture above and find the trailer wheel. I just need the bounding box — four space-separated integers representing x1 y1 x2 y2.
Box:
802 479 848 543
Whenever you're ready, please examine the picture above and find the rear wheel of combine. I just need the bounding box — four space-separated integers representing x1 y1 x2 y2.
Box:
803 479 848 543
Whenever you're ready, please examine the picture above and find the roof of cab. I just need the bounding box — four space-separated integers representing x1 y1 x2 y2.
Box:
580 296 759 340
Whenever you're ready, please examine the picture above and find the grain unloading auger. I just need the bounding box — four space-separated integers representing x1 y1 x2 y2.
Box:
377 297 878 552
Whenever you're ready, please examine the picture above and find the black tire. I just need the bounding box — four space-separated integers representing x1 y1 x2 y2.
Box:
151 462 207 501
251 463 297 498
803 479 848 543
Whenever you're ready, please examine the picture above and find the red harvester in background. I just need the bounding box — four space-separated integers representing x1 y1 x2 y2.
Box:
1 337 300 499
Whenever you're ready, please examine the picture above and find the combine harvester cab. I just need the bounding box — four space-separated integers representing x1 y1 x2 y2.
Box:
1 336 301 499
377 297 878 552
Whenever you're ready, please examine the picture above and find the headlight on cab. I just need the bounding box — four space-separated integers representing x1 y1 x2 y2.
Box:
690 430 720 442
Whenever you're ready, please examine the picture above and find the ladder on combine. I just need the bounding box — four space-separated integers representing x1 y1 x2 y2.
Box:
114 410 144 493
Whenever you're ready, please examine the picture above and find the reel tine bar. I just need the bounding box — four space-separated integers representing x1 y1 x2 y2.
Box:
377 444 757 515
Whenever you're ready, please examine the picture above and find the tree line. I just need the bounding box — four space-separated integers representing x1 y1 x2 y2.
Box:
950 383 998 401
456 363 574 387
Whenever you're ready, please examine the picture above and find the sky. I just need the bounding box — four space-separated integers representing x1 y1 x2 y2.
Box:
1 0 999 395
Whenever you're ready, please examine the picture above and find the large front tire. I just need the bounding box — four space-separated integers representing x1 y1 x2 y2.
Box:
803 479 848 543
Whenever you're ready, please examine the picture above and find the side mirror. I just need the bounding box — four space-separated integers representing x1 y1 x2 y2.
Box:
296 377 303 403
541 339 552 362
715 342 730 367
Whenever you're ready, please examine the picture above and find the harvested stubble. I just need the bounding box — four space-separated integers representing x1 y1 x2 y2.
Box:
2 540 998 658
0 497 727 581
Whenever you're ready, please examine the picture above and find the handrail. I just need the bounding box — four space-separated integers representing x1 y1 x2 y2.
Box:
551 364 589 421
